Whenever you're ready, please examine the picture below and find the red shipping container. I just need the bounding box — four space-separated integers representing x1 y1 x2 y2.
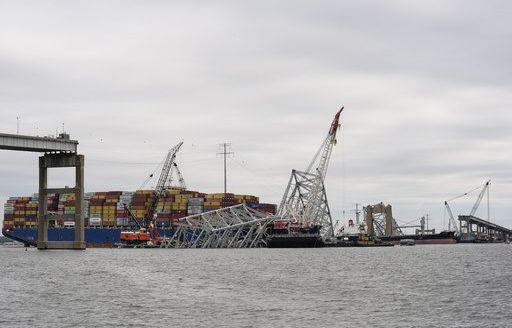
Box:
273 220 289 229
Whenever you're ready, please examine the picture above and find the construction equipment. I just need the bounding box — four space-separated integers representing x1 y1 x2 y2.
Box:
167 110 343 248
470 180 490 218
277 108 343 238
146 142 183 226
444 201 459 233
444 179 491 232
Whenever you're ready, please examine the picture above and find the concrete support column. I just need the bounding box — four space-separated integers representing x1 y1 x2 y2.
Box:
74 155 85 249
365 206 375 237
384 205 393 236
37 159 48 248
37 153 85 250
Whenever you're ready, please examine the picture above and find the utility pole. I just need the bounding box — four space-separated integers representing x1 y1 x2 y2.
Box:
16 117 19 134
217 143 234 194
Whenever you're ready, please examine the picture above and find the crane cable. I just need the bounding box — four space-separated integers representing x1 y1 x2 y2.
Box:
138 155 167 190
446 181 488 202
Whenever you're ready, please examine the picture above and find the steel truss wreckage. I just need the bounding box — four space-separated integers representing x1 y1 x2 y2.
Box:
168 204 274 248
167 108 343 248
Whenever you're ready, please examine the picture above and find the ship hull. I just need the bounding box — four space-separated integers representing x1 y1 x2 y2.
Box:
379 231 457 245
266 234 325 248
2 227 174 248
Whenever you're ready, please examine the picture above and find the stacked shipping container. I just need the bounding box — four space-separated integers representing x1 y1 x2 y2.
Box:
3 189 277 229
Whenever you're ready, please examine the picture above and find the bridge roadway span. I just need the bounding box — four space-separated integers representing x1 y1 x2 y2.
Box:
0 133 78 152
0 132 84 249
459 215 511 240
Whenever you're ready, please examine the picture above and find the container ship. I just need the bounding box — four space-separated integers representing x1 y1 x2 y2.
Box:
2 189 276 247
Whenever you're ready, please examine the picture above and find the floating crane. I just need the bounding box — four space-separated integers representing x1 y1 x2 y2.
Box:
120 142 184 246
444 179 491 232
168 109 343 248
277 108 343 238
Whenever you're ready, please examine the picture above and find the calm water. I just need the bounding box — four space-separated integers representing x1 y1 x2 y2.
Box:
0 244 511 328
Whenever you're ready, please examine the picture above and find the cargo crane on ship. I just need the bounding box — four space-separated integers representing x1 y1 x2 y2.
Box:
270 108 343 246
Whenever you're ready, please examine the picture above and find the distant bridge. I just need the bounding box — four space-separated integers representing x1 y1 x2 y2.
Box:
459 215 511 241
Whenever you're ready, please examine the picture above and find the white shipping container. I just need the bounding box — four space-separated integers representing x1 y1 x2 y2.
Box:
188 198 204 205
89 217 101 225
116 218 129 226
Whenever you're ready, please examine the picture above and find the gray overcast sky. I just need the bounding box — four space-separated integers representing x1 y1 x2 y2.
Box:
1 0 511 231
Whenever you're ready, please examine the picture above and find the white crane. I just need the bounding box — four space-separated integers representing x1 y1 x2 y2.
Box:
278 108 343 238
444 201 459 233
444 179 491 232
469 180 490 218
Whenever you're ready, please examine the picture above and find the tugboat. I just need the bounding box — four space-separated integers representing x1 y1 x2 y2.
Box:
332 219 394 247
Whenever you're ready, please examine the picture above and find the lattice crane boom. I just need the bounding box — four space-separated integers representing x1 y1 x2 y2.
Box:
147 141 184 225
278 108 344 238
469 180 490 217
306 107 343 179
444 201 459 232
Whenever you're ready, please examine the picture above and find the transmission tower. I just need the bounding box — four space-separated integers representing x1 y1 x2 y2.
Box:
217 143 234 194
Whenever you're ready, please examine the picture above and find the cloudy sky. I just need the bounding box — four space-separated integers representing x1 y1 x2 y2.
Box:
1 0 511 231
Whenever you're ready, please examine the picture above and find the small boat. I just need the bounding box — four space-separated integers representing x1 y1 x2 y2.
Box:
399 239 416 246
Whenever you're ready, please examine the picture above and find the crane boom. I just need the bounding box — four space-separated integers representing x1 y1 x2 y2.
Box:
278 108 344 238
306 107 343 180
146 141 184 225
444 201 459 232
469 180 490 217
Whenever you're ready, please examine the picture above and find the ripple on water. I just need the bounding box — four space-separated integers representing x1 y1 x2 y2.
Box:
0 244 511 328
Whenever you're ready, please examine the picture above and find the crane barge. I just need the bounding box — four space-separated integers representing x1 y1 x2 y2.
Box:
267 108 343 247
119 142 183 247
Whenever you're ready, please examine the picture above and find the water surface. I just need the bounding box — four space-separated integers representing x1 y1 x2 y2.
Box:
1 244 511 327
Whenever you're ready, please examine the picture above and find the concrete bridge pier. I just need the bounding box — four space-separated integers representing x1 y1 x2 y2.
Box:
37 153 85 250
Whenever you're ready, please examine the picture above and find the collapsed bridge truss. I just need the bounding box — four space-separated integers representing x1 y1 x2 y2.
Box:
169 204 274 248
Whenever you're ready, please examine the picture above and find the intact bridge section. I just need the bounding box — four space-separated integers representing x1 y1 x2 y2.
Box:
459 215 511 242
0 132 85 250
